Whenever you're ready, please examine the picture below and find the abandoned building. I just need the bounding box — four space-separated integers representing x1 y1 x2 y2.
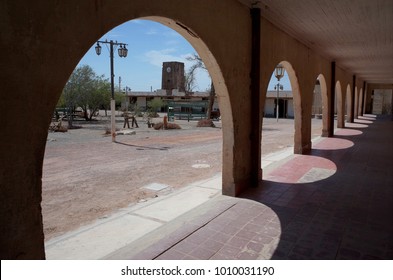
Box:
1 0 392 259
124 61 219 114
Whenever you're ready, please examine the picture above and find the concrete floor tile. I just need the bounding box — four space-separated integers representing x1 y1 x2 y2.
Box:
134 187 219 221
155 250 186 260
228 236 249 249
172 240 198 254
236 250 259 260
212 232 232 243
216 245 242 258
46 214 162 259
189 246 216 259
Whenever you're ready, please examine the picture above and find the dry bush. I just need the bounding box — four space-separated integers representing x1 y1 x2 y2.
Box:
153 122 181 130
68 125 82 130
153 122 163 130
166 123 181 129
197 119 215 127
57 126 68 132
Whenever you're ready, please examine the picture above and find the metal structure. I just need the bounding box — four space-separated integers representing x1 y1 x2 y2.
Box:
167 100 209 121
95 40 128 142
274 64 285 122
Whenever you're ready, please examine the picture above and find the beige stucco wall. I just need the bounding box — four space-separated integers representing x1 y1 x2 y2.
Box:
0 0 251 259
1 0 371 259
372 89 393 114
259 17 333 154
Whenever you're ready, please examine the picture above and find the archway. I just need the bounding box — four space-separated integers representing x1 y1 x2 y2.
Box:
312 74 327 137
335 81 344 128
261 63 293 168
41 16 232 259
0 0 262 260
346 84 352 122
261 60 302 172
145 16 235 196
280 61 303 154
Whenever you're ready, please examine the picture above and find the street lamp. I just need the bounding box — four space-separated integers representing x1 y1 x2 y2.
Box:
95 40 128 142
274 64 285 122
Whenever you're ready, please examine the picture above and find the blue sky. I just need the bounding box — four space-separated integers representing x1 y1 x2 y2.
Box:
77 19 291 92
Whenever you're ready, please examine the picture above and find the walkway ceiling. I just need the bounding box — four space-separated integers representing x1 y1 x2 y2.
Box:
239 0 393 85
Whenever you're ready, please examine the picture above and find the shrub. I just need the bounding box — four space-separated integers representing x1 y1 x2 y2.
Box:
197 119 215 127
166 123 181 129
153 122 163 130
153 122 181 130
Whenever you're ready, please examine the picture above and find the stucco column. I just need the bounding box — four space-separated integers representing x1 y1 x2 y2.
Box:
349 75 356 122
0 68 48 260
328 61 336 136
361 82 367 116
365 88 373 113
250 7 262 183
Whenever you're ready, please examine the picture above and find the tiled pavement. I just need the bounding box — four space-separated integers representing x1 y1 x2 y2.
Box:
107 114 392 260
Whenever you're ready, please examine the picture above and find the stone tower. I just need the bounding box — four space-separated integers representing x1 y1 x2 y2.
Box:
161 61 185 94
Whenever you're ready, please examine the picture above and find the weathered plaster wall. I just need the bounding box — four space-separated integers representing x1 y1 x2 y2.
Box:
0 0 252 259
259 17 332 154
0 0 365 259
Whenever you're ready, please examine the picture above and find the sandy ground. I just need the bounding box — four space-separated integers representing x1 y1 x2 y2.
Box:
42 115 323 240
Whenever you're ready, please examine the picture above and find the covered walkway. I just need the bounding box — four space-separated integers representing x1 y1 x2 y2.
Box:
104 114 392 260
1 0 392 259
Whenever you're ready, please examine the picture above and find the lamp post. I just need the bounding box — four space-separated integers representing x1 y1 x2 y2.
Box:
95 40 128 142
274 64 285 122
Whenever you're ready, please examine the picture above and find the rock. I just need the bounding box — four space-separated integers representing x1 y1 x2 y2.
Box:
116 130 136 135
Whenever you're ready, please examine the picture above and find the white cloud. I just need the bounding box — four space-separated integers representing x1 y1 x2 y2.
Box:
163 30 181 38
165 39 180 46
130 19 145 25
144 48 188 67
146 28 158 35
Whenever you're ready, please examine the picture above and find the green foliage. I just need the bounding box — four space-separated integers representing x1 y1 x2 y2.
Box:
147 98 166 112
56 93 66 108
60 65 111 121
114 91 125 109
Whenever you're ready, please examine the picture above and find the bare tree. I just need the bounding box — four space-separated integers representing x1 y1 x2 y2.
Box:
184 69 196 94
186 54 216 119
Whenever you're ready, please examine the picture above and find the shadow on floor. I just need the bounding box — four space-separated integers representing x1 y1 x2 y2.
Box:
241 115 393 259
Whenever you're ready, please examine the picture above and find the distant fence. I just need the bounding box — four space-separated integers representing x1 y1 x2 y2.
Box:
167 100 208 121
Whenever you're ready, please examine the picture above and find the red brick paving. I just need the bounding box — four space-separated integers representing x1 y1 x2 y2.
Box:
109 115 393 260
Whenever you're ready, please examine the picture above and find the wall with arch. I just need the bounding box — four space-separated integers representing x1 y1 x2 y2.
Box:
335 81 345 128
0 0 254 259
1 0 369 259
259 17 332 156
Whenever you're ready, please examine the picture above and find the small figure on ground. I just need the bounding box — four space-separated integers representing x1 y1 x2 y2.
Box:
131 115 139 128
123 112 130 128
163 115 168 129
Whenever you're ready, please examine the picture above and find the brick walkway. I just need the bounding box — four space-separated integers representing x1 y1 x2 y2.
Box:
107 115 392 260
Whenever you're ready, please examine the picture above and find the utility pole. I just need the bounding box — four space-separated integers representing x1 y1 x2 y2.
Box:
95 40 128 142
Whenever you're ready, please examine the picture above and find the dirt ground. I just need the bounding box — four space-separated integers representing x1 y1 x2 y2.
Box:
42 115 323 240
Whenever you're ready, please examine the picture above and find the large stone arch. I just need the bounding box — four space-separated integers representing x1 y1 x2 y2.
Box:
142 16 234 193
1 0 252 259
317 74 329 136
269 61 303 154
260 60 301 153
335 81 345 128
